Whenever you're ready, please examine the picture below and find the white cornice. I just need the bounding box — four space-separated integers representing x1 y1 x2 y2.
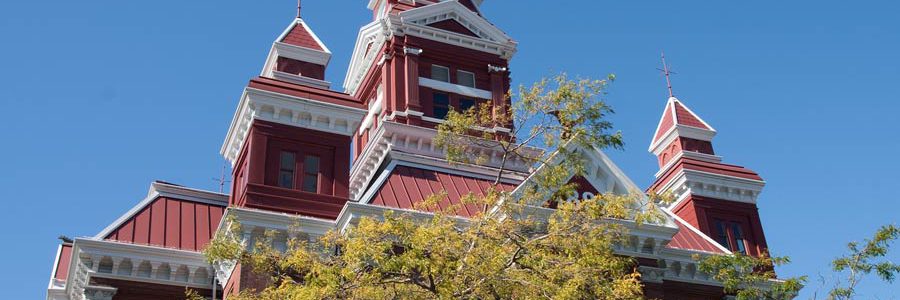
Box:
399 1 509 43
658 168 765 205
271 71 332 90
348 121 538 201
344 2 517 95
65 238 214 298
276 18 331 54
220 87 367 165
649 124 717 155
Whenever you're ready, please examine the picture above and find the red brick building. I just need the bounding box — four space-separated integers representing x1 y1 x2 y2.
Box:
47 1 775 299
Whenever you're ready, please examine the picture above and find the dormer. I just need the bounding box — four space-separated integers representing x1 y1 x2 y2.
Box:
261 18 332 89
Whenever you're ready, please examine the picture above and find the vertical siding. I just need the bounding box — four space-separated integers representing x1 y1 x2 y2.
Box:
180 202 196 251
105 197 226 251
371 166 516 217
149 199 166 246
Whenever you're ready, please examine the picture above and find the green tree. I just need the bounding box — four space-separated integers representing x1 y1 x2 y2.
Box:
697 253 805 300
697 224 900 300
204 73 678 299
828 224 900 299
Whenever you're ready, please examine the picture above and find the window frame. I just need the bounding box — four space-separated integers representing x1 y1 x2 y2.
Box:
430 65 451 83
265 139 335 195
432 92 451 119
278 151 297 189
456 70 476 88
713 219 751 255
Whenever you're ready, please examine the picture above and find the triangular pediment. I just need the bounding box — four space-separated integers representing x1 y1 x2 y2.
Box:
428 19 480 38
399 1 511 43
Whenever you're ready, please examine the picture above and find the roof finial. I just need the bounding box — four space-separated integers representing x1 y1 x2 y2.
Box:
297 0 302 18
659 51 676 98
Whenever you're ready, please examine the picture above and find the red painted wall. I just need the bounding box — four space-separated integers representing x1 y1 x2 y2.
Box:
230 120 351 219
672 195 769 256
276 57 325 80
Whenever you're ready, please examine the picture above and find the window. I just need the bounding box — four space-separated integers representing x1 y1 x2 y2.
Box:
457 70 475 88
714 219 749 255
278 151 296 188
433 92 450 119
459 98 477 112
731 223 747 254
302 155 320 193
431 65 450 82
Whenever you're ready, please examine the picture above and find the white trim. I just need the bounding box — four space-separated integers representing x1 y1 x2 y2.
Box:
672 97 715 131
276 19 331 54
359 90 384 134
430 64 451 82
419 77 492 99
456 69 477 88
664 209 733 254
399 1 511 43
271 71 332 89
648 97 718 153
657 168 765 205
649 124 717 155
358 160 399 204
220 87 367 165
653 151 724 179
47 243 69 295
273 42 331 66
344 1 516 94
65 238 216 299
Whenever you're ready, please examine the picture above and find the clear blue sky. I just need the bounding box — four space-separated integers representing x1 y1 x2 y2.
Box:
2 0 897 298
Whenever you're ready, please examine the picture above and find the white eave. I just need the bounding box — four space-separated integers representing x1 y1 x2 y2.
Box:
220 87 367 165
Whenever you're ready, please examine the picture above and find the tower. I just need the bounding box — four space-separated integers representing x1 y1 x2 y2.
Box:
648 96 770 256
220 12 366 220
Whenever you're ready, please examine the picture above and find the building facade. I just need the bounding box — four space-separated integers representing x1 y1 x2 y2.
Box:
47 1 774 299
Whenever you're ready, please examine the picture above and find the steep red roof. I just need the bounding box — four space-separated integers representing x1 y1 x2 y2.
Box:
667 216 727 254
369 166 517 217
652 98 713 145
104 197 225 252
281 22 324 51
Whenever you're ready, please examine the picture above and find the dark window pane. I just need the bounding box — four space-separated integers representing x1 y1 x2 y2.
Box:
433 93 450 119
301 155 320 193
302 175 318 193
279 171 294 188
280 152 295 170
731 223 747 254
457 71 475 87
304 156 320 174
459 98 476 112
278 152 296 188
431 65 450 82
714 220 729 247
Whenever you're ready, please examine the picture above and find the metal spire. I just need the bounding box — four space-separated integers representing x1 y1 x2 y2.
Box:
658 52 676 98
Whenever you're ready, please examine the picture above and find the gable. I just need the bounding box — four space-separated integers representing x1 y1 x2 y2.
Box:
282 22 324 50
95 182 228 252
104 196 226 251
399 1 511 43
428 19 480 37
